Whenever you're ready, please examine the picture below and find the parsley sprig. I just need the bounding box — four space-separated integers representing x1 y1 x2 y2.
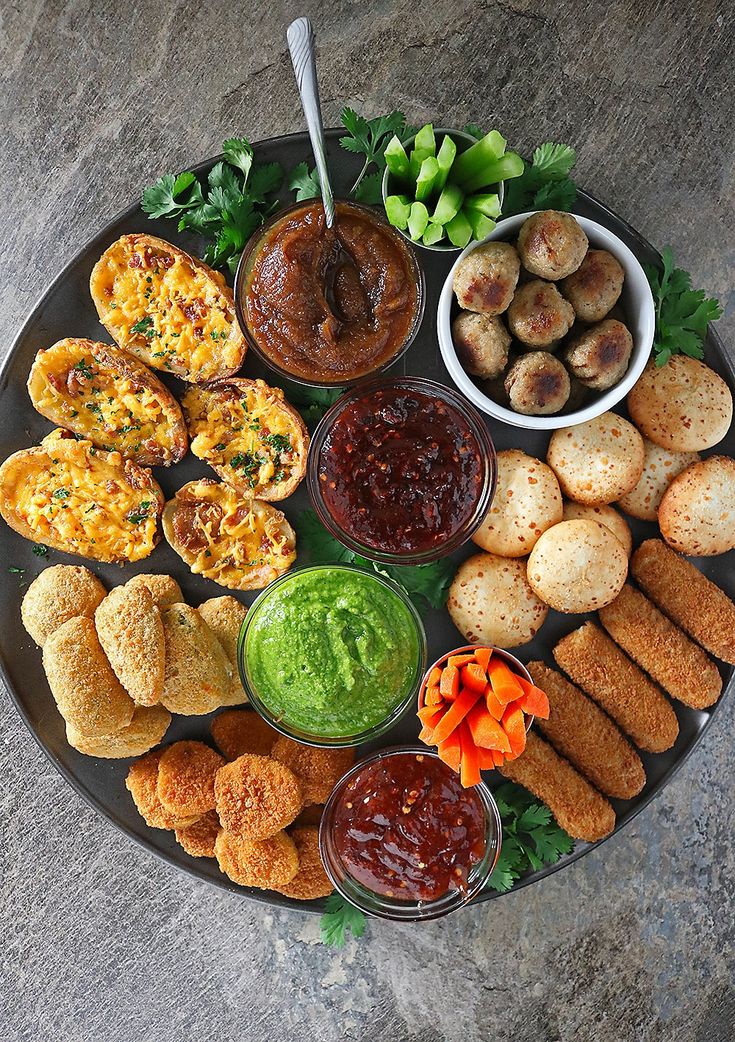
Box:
643 247 722 367
320 893 366 948
487 782 574 893
502 142 577 216
282 384 342 427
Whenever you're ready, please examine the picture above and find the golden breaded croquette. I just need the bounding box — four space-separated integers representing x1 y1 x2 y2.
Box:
124 573 183 608
125 749 200 830
527 661 645 799
157 741 225 819
215 754 302 840
599 584 722 709
553 622 679 753
21 564 106 647
160 603 233 715
175 810 221 858
293 804 324 828
277 827 332 900
66 704 171 759
215 829 299 889
42 616 135 736
197 596 248 706
271 737 354 806
210 709 277 760
95 583 165 706
499 731 616 842
631 539 735 666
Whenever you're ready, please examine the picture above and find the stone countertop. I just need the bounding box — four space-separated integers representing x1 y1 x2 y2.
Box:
0 2 733 1040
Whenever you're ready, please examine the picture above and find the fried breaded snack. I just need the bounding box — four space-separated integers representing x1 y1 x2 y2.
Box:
210 709 278 760
21 565 106 647
197 596 248 706
214 829 299 889
160 603 233 715
527 661 645 799
499 731 616 842
156 741 225 819
42 616 135 736
95 583 164 706
553 622 679 753
125 749 200 830
175 810 221 858
124 573 183 608
631 539 735 666
271 737 354 806
599 584 722 709
277 827 332 900
215 754 302 840
66 704 171 759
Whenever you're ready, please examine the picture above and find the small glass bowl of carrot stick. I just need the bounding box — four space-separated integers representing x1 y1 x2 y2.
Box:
416 645 550 787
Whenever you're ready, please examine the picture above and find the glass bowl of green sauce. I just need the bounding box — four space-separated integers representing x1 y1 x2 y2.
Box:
238 565 427 748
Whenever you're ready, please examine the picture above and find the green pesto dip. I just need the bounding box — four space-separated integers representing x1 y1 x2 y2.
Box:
244 567 422 738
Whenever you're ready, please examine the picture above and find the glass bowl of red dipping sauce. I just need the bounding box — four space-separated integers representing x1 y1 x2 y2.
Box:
319 746 502 921
308 377 497 565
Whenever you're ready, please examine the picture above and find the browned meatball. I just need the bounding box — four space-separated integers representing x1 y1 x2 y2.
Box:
507 280 575 347
560 249 624 322
452 242 521 315
505 352 571 415
563 319 634 390
452 311 511 379
518 211 589 280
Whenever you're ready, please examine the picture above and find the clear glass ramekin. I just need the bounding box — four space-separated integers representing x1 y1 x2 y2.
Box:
319 745 502 922
307 375 497 566
237 565 427 748
233 199 426 389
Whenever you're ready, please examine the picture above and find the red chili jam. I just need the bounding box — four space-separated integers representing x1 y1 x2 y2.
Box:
332 752 487 902
317 385 486 555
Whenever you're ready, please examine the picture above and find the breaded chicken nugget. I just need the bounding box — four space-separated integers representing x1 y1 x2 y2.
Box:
215 829 299 889
599 584 722 710
125 573 183 608
197 596 248 706
43 616 134 736
95 583 164 706
210 709 278 760
293 804 324 827
215 754 302 840
22 565 106 647
175 810 221 858
553 622 679 753
499 731 616 842
66 704 171 759
527 661 645 799
157 741 225 819
631 539 735 666
277 827 332 900
125 749 200 830
160 603 233 715
271 737 354 806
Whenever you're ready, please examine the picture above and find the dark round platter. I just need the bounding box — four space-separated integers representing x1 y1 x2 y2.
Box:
1 130 732 915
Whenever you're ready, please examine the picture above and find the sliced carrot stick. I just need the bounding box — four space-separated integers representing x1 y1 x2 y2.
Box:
485 683 505 721
473 646 493 672
427 666 442 687
502 702 527 758
448 653 475 668
476 748 497 771
516 675 551 719
424 684 443 707
431 686 482 745
465 702 512 753
418 704 444 726
461 662 489 694
437 728 461 772
440 665 460 701
491 749 506 767
487 658 525 705
459 725 481 788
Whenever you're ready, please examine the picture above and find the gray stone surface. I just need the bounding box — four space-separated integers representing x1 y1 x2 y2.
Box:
1 2 733 1040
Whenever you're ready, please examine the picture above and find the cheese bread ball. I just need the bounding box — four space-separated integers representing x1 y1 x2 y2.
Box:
452 311 511 379
21 565 106 647
560 249 624 322
448 553 548 649
472 449 563 557
617 438 700 521
527 520 628 613
452 241 520 315
562 319 633 391
562 501 632 557
517 211 589 281
505 352 570 415
547 412 644 505
658 455 735 556
627 357 732 452
507 281 575 347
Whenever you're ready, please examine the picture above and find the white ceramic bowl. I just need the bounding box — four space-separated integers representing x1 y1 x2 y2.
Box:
437 211 655 430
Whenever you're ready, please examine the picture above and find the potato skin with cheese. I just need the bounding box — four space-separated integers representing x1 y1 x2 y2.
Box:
27 338 188 466
0 429 163 563
163 478 296 591
90 233 247 383
182 378 309 500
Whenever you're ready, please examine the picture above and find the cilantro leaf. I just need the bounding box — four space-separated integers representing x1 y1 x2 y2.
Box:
353 171 384 205
339 108 409 198
320 893 366 948
295 510 355 565
531 142 576 180
502 141 577 217
222 137 253 179
141 171 199 219
248 162 284 201
486 782 575 893
287 161 322 201
379 557 455 610
644 247 722 367
487 834 524 893
284 384 342 426
463 123 484 140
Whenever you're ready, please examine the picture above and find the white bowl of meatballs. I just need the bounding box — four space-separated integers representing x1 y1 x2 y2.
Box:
437 210 655 429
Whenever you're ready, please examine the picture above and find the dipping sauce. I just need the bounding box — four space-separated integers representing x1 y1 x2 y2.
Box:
331 752 487 901
315 381 490 556
243 567 423 740
240 201 422 383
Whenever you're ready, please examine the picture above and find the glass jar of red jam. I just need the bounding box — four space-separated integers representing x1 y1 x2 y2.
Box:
308 377 497 564
319 746 502 921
